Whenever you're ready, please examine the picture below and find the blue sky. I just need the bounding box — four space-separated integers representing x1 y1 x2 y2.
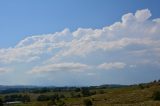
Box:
0 0 160 48
0 0 160 86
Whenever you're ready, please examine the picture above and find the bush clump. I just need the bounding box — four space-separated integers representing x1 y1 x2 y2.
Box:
83 99 92 106
152 90 160 100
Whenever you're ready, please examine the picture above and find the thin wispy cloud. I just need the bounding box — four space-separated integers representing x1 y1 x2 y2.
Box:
29 62 90 73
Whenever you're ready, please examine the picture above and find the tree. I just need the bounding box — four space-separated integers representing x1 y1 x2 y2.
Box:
83 99 92 106
153 80 157 83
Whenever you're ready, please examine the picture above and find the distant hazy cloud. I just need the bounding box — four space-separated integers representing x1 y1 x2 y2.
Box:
98 62 126 70
0 67 10 73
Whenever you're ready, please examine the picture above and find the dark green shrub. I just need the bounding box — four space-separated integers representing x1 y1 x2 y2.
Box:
47 100 56 106
152 90 160 100
3 94 30 103
22 95 30 103
83 99 92 106
99 90 104 94
56 100 66 106
59 94 65 98
37 95 49 101
75 88 81 92
81 88 91 97
0 98 3 106
138 84 144 89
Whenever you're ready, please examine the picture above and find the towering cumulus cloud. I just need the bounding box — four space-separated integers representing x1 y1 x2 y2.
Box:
0 9 160 78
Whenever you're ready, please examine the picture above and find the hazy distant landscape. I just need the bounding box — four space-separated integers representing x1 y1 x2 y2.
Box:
0 80 160 106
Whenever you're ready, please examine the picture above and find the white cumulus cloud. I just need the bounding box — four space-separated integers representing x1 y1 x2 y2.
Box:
0 9 159 75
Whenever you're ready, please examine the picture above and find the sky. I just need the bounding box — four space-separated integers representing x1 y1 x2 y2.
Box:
0 0 160 86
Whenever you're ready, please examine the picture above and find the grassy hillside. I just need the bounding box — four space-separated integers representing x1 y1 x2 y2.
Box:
0 81 160 106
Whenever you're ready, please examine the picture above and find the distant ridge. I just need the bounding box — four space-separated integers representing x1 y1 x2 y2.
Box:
0 84 127 91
